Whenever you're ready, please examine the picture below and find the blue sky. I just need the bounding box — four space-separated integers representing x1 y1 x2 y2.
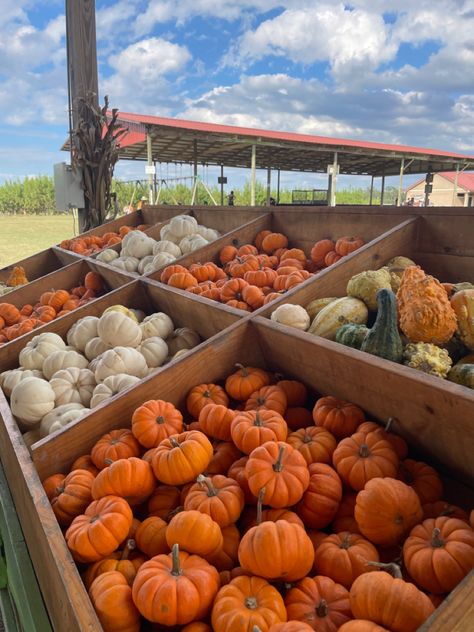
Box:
1 0 474 192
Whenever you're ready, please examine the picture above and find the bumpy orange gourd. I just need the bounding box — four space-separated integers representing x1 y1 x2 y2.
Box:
397 266 457 344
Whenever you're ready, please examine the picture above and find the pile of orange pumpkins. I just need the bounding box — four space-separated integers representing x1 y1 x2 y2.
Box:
0 272 106 344
59 225 151 256
159 232 365 311
42 364 474 631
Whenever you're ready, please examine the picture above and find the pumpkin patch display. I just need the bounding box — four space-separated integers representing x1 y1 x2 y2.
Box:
0 272 107 346
1 303 202 440
36 362 471 630
270 258 474 390
158 230 365 311
85 214 222 276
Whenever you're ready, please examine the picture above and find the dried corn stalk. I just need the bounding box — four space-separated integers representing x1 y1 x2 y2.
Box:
71 93 127 230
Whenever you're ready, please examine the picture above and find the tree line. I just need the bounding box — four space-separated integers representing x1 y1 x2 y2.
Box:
0 176 398 215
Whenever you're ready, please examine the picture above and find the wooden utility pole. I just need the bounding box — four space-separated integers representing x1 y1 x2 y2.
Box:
65 0 99 231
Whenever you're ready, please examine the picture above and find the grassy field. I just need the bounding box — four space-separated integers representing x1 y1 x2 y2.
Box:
0 215 77 268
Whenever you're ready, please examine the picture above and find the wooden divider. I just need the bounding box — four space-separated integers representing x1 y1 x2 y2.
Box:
0 247 79 286
0 317 472 629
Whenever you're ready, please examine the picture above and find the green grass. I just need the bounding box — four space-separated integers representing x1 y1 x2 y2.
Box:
0 215 77 268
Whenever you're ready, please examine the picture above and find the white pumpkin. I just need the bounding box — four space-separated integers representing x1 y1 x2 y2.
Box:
84 337 111 361
271 304 311 331
10 377 55 427
195 225 220 242
96 248 119 263
49 367 96 407
166 328 201 356
129 309 146 323
39 404 89 438
90 374 140 408
121 231 154 258
94 347 148 382
153 240 182 258
140 312 174 340
138 255 155 275
42 350 89 381
138 336 168 368
179 234 208 254
0 369 44 397
143 263 157 275
103 305 138 322
110 256 140 273
97 311 142 348
168 214 198 238
67 316 99 352
19 332 66 370
159 224 181 245
151 252 176 270
22 428 42 450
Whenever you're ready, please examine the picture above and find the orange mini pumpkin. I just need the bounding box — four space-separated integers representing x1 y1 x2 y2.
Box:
91 457 156 505
131 399 183 449
184 474 244 527
225 364 271 401
187 383 230 418
313 395 365 440
43 468 95 526
132 544 220 625
91 429 141 470
89 570 140 632
66 495 133 563
151 430 213 485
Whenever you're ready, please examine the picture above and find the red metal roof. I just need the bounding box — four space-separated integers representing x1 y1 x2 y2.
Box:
116 111 474 162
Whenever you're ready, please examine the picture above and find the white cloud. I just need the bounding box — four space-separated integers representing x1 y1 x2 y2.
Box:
226 3 397 85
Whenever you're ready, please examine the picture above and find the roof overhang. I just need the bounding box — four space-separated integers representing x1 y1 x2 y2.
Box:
63 111 474 178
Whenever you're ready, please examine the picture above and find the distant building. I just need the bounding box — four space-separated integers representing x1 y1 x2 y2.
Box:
405 172 474 207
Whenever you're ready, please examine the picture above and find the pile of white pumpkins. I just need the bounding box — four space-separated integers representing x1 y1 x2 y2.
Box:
96 214 221 275
0 305 201 448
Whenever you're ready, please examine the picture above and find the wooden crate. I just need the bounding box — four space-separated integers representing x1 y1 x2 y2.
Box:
0 247 78 287
145 212 416 317
0 259 133 348
0 318 472 630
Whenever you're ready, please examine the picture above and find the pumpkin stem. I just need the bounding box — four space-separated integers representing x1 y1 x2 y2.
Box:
431 527 445 548
196 474 217 497
303 433 312 444
166 506 184 521
272 445 285 472
366 561 403 578
121 539 136 560
104 458 114 466
256 488 266 525
254 411 263 427
340 533 352 550
156 415 165 424
235 363 248 376
245 597 258 610
358 443 370 458
171 543 182 576
385 417 396 432
316 599 329 618
169 437 180 448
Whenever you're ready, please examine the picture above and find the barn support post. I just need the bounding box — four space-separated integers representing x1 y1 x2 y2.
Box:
380 172 386 206
277 169 281 204
397 158 405 206
266 167 271 206
193 140 198 205
251 144 257 206
146 128 153 204
220 164 224 205
328 152 338 207
369 175 374 205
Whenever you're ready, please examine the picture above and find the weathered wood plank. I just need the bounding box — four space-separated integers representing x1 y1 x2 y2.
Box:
0 249 77 285
419 570 474 631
